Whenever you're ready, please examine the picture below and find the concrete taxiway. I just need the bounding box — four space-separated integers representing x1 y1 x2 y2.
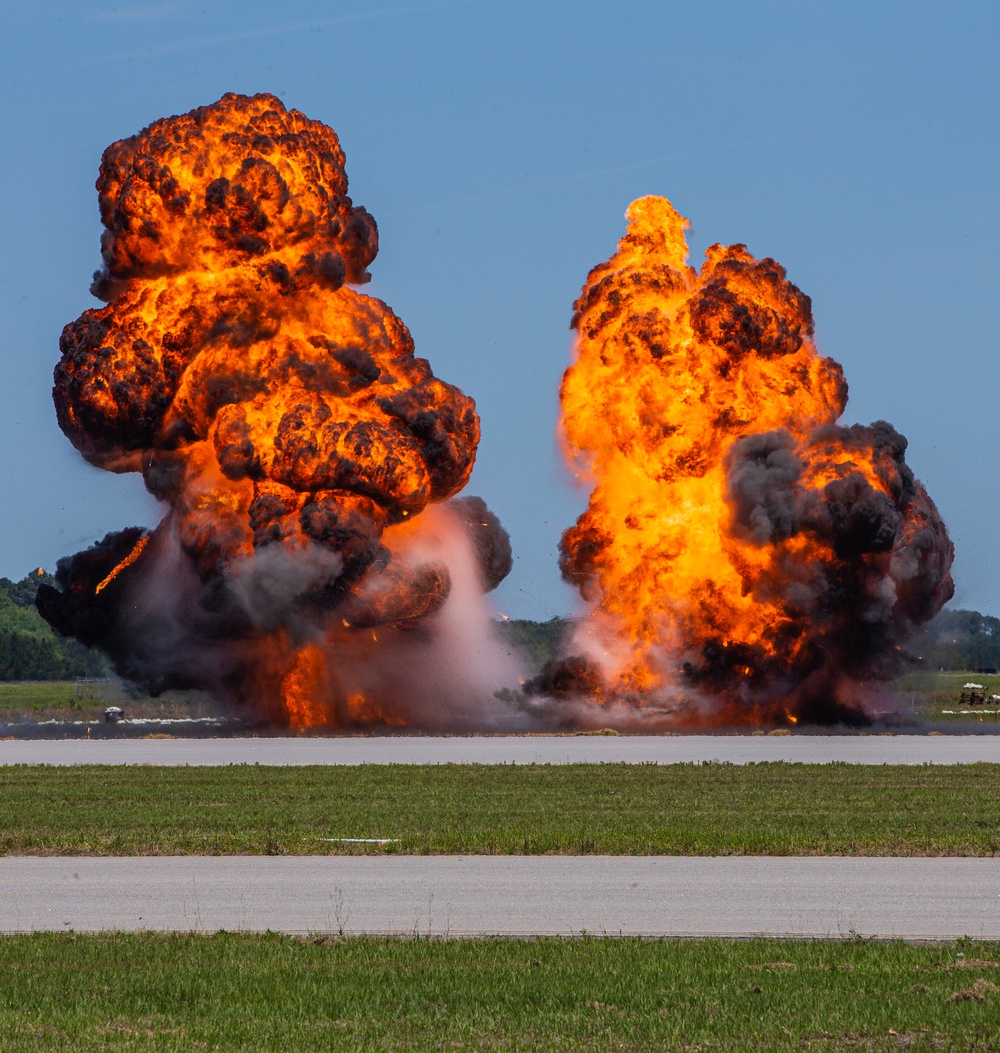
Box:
0 734 998 766
2 856 998 939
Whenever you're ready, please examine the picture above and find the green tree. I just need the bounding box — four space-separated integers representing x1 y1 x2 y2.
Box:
0 571 110 680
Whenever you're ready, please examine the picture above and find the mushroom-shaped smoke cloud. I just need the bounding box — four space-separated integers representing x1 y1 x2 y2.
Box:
39 93 515 729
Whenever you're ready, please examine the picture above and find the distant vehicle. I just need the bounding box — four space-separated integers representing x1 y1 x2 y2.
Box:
960 684 1000 706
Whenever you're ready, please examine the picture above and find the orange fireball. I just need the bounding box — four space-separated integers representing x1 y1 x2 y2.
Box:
54 93 478 613
39 94 512 729
555 197 953 723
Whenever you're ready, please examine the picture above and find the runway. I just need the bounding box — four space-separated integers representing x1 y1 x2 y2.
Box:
2 856 997 939
0 734 998 766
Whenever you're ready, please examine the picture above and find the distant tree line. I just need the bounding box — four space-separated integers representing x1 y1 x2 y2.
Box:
0 571 110 681
495 617 571 672
907 609 1000 673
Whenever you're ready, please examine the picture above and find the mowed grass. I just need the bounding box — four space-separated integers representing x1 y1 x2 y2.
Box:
3 762 1000 855
1 933 999 1051
0 680 220 723
0 682 82 712
896 670 1000 724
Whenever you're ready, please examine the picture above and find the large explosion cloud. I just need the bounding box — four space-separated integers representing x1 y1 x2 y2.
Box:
534 197 954 726
37 96 955 731
38 93 514 728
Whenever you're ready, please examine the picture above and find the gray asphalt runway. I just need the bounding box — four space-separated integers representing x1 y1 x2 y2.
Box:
0 734 998 765
2 857 998 938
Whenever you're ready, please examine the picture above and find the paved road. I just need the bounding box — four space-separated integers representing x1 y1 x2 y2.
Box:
0 734 998 765
2 857 997 938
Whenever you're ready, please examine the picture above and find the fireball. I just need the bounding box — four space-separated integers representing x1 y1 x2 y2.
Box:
39 93 511 728
553 196 953 724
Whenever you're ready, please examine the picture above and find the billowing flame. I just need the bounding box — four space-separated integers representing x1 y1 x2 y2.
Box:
38 93 513 729
548 196 953 725
281 642 329 731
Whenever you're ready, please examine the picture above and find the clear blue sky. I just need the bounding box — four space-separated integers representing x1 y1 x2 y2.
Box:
1 0 997 621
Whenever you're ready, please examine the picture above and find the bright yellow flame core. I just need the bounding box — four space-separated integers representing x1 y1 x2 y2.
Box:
560 196 895 692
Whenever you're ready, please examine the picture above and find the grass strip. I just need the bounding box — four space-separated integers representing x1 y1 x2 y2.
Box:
0 933 999 1051
2 762 1000 856
0 681 216 722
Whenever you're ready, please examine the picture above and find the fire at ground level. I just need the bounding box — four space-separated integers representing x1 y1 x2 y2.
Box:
31 513 969 734
21 591 1000 738
31 506 964 734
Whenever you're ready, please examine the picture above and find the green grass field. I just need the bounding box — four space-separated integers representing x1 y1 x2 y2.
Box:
0 681 218 723
895 670 1000 722
0 681 82 711
2 678 998 1050
2 762 1000 856
0 933 997 1051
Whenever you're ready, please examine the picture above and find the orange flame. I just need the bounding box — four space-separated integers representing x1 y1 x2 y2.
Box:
94 535 150 594
42 94 512 730
281 642 330 730
556 197 953 722
56 93 478 607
